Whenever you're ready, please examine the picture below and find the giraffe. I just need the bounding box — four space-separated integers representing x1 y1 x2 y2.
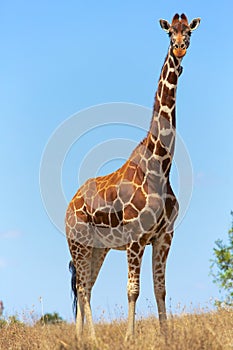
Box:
66 13 200 342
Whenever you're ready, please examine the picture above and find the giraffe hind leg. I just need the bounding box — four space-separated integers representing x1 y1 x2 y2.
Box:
70 245 96 341
69 260 85 337
71 245 109 342
91 247 109 288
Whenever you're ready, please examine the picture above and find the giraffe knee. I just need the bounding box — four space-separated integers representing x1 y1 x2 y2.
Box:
128 292 139 303
127 283 140 302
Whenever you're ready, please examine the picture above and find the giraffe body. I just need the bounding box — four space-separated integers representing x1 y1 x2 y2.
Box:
66 13 200 342
67 144 177 250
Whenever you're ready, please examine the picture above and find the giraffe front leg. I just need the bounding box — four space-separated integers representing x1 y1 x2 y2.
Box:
125 242 145 341
152 231 173 330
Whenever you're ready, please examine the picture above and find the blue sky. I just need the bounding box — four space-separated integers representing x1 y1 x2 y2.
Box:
1 0 233 322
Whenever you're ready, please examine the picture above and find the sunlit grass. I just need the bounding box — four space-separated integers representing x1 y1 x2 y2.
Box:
0 307 232 349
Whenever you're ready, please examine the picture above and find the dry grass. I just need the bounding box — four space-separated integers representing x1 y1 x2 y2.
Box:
0 308 232 350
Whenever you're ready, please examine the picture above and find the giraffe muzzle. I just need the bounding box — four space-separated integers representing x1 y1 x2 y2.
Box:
173 44 186 58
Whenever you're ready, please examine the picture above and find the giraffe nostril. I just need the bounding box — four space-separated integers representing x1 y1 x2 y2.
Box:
174 43 186 50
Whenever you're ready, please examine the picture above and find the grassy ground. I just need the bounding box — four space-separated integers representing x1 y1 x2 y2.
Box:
0 308 232 350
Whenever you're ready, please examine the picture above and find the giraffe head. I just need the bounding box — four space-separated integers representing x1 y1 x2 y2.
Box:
159 14 200 59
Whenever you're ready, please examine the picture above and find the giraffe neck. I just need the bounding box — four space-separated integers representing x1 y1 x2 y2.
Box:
144 47 182 177
151 47 182 147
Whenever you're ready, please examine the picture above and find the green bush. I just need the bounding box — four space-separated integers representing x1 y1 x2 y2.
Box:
210 211 233 306
38 312 64 325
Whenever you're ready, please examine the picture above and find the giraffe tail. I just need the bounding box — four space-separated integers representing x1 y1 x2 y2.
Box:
69 260 77 318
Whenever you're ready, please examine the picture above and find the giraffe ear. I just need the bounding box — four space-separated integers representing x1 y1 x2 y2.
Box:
189 18 201 31
159 19 170 33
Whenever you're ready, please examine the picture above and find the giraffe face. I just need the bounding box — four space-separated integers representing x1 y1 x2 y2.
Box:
160 14 200 59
